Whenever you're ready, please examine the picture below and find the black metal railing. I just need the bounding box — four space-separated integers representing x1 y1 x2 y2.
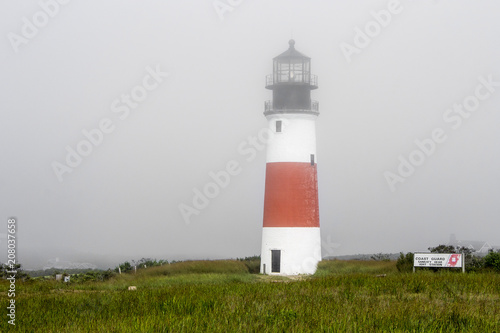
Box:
264 100 319 113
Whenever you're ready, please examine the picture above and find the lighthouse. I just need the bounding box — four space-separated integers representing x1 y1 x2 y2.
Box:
260 40 321 275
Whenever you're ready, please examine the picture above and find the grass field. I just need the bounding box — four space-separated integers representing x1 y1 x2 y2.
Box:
1 260 499 332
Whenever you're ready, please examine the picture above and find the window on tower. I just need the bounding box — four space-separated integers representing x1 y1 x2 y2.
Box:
310 154 315 165
276 120 282 133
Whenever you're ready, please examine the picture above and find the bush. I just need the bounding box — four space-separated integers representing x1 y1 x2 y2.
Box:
115 261 133 273
1 263 30 280
465 256 484 272
484 251 500 272
237 256 261 274
396 252 414 272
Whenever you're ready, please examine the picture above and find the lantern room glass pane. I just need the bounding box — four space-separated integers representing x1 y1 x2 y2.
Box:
290 59 303 82
303 61 310 83
278 62 289 82
273 58 311 84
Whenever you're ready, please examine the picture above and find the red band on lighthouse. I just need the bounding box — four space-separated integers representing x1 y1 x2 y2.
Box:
263 162 319 228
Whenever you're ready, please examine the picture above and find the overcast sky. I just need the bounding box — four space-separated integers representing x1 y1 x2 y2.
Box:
1 0 499 269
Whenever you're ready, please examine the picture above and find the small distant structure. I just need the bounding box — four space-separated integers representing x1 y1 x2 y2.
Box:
448 234 495 254
64 276 70 283
55 274 63 281
128 286 137 291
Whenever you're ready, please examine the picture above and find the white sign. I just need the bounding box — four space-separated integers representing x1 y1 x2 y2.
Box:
413 253 463 268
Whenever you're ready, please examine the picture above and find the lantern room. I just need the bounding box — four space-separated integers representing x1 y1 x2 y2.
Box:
265 40 318 115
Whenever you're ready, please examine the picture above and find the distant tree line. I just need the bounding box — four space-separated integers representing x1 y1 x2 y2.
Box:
70 270 115 283
396 245 500 273
114 258 168 273
370 253 391 262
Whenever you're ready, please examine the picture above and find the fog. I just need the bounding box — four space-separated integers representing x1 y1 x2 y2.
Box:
1 0 499 269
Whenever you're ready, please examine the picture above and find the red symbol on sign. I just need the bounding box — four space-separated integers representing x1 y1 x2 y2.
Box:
446 254 460 267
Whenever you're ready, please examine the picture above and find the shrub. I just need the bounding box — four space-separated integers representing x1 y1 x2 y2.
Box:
1 263 30 280
237 256 261 274
396 252 414 272
484 251 500 272
115 261 133 273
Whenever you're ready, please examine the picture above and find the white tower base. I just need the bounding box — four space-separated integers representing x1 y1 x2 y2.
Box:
260 227 321 275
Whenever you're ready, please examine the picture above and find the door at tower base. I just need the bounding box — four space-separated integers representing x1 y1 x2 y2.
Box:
271 249 281 273
260 227 321 275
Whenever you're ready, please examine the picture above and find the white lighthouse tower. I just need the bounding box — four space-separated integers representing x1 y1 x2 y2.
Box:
260 40 321 275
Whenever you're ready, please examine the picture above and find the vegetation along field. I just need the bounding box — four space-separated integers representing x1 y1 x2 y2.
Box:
1 258 500 332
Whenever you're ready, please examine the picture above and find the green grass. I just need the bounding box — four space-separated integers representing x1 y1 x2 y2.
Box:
315 259 397 276
1 260 499 332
